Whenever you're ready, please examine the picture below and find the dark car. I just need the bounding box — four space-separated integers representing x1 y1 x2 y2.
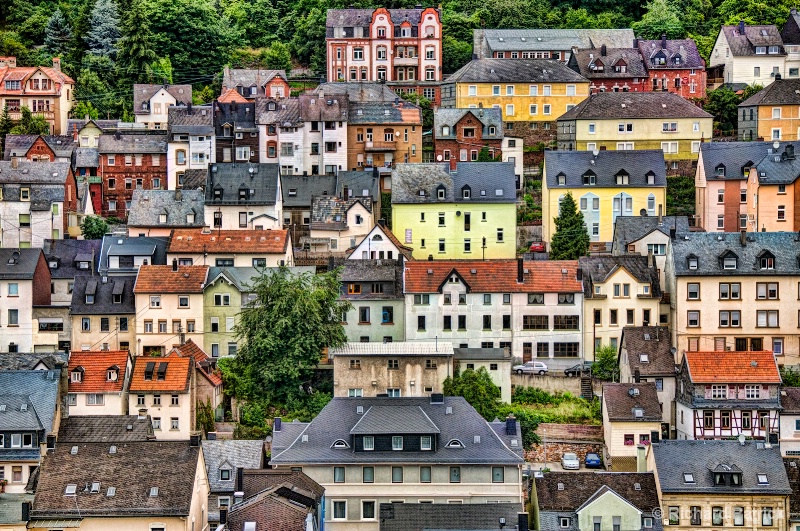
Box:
564 361 594 377
585 452 602 468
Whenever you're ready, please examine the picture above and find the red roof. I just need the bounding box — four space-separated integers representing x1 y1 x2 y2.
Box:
67 351 130 393
684 351 781 384
134 265 209 293
218 88 249 103
168 229 290 254
128 353 192 392
170 340 223 387
404 259 582 293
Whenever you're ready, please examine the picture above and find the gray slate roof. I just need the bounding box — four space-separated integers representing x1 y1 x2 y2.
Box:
213 101 257 133
0 352 66 370
70 274 135 315
255 98 302 126
58 416 155 442
637 38 705 69
281 175 337 208
181 169 207 190
559 91 712 120
0 248 44 279
202 439 265 493
753 143 800 184
206 163 280 206
206 266 315 292
602 382 662 421
222 69 287 91
340 258 401 287
0 370 61 434
699 141 775 181
43 239 102 279
351 405 440 434
717 24 784 58
74 147 99 168
337 170 380 199
379 502 524 531
97 133 167 154
314 83 410 103
271 396 524 465
434 108 503 140
620 326 675 377
326 7 433 27
127 189 205 228
392 162 516 204
480 28 634 53
569 48 647 79
310 196 372 230
348 101 422 124
454 347 510 360
98 234 169 275
612 215 690 253
133 84 192 115
670 231 800 276
579 255 662 297
652 440 791 494
545 150 666 188
2 135 77 160
741 78 800 106
167 105 214 135
0 493 34 525
446 58 587 84
0 161 72 210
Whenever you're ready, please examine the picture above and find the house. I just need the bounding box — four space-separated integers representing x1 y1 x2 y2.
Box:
0 352 66 371
739 78 800 141
133 264 209 355
0 57 74 134
649 439 791 529
97 132 168 219
168 340 223 418
325 7 443 102
0 160 79 246
694 141 774 232
602 383 663 470
665 231 800 362
743 141 800 231
347 222 414 260
98 234 169 276
126 353 194 440
0 491 34 531
280 174 338 241
567 46 649 94
70 274 135 353
42 239 102 307
380 503 526 531
391 162 517 259
0 249 51 353
213 100 259 164
201 439 264 524
579 256 662 355
0 369 61 493
619 326 676 438
637 37 707 99
269 396 524 530
432 107 505 171
133 83 192 130
28 440 208 530
542 150 667 249
167 228 293 268
454 348 512 403
202 266 258 358
57 415 155 442
348 99 424 171
166 104 215 190
535 471 662 531
782 8 800 77
339 259 406 343
3 134 77 162
674 350 781 441
222 66 290 100
307 196 374 253
555 92 713 175
204 163 283 230
329 341 453 398
403 259 584 369
440 59 589 146
127 189 206 237
779 387 800 456
708 22 785 87
472 28 635 63
66 350 132 416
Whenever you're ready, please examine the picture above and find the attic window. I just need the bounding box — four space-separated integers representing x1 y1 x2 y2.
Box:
634 482 641 490
65 484 77 496
90 482 101 493
633 407 644 418
723 256 737 269
716 164 725 177
639 354 649 363
557 482 564 490
557 173 566 186
220 468 232 481
289 188 297 196
149 487 159 497
332 439 350 449
437 186 446 199
71 369 83 383
760 253 775 270
107 368 118 381
70 446 78 455
107 487 116 497
462 186 471 199
159 213 167 224
445 439 465 448
758 474 769 484
688 257 698 270
418 190 426 197
684 473 695 483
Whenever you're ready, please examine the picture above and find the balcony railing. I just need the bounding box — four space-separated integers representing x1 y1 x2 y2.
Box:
8 111 55 121
365 141 397 151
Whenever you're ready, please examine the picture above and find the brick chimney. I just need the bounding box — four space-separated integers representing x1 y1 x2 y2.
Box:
52 57 61 71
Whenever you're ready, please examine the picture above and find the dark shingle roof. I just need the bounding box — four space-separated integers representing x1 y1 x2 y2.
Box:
181 169 207 190
480 29 635 53
2 135 77 160
620 326 675 377
0 248 44 279
127 189 205 228
70 274 135 315
717 24 784 58
205 163 280 206
652 440 791 494
545 150 666 188
30 441 201 518
753 143 800 184
0 492 35 525
579 255 662 297
97 133 167 154
699 141 774 181
611 216 690 253
222 69 287 91
0 160 71 184
132 84 192 115
782 387 800 415
255 98 302 126
637 39 705 69
202 440 265 492
213 101 257 133
392 162 516 203
446 58 587 84
281 175 337 208
0 370 60 434
0 352 66 370
570 48 647 79
313 83 399 103
536 472 659 512
326 7 434 27
670 231 800 276
241 469 325 501
311 196 372 230
271 397 524 465
42 239 102 280
348 101 422 124
167 105 214 135
454 347 510 361
98 234 169 275
433 108 503 140
299 93 349 122
559 91 711 120
602 382 662 421
74 147 99 168
741 78 800 106
341 259 400 284
337 170 380 199
379 502 524 531
58 416 155 442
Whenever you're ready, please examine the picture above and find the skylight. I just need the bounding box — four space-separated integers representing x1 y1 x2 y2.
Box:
684 473 695 483
91 482 101 493
70 446 78 455
149 487 159 497
639 354 649 363
65 484 77 496
107 487 116 497
758 474 769 484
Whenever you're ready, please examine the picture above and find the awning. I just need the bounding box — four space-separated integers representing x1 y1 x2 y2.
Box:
28 519 82 529
38 317 63 324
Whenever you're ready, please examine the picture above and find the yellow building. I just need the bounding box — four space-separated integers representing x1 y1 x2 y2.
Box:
557 92 713 175
739 77 800 141
602 383 662 471
439 58 589 124
391 162 517 259
542 150 667 249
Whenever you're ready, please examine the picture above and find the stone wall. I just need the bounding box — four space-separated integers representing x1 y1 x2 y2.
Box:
524 441 604 463
510 374 603 395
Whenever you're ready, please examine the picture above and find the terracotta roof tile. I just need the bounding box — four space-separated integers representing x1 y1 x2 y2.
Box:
403 259 582 293
218 88 249 103
134 265 209 293
67 351 130 393
128 353 192 392
170 340 223 387
684 351 781 384
167 229 290 254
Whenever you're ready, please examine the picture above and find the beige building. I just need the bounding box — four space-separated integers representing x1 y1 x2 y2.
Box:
66 350 132 416
602 383 662 471
133 84 192 130
167 229 294 268
454 348 512 403
308 196 374 253
0 57 74 134
70 275 136 353
127 353 194 440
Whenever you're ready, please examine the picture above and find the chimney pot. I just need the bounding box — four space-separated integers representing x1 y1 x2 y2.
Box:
172 258 178 272
517 257 524 283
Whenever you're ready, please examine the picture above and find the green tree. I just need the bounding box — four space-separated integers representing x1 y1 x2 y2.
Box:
443 366 501 420
10 107 49 135
71 100 99 120
0 31 27 58
0 106 12 158
80 215 109 239
263 42 292 72
223 267 350 404
442 35 473 75
632 0 685 39
116 0 157 85
44 8 73 59
592 344 619 381
148 57 174 84
223 0 281 48
400 92 433 130
193 85 216 105
477 146 495 161
781 366 800 387
703 86 740 134
196 398 216 435
549 192 589 260
85 0 121 59
290 7 327 74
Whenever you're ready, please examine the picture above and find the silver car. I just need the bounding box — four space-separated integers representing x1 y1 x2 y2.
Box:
512 361 548 375
561 452 580 470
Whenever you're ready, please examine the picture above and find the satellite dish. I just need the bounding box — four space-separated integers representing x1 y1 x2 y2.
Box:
773 140 781 150
738 433 746 445
592 149 600 157
436 155 443 161
395 130 400 137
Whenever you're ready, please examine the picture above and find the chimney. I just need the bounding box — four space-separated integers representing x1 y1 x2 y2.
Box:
46 434 56 452
669 228 676 240
600 44 607 56
658 204 663 224
636 444 647 472
21 502 30 522
738 20 745 35
236 467 244 492
661 34 667 49
517 257 524 283
576 268 582 281
634 368 640 382
274 417 282 431
11 157 18 169
189 434 200 447
517 513 529 531
740 229 747 247
219 509 228 525
52 57 61 71
378 218 386 227
172 258 178 272
787 144 795 160
633 37 638 48
776 73 782 81
505 414 517 435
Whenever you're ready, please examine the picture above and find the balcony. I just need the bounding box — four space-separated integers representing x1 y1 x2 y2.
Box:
365 141 397 152
394 56 419 66
9 111 55 121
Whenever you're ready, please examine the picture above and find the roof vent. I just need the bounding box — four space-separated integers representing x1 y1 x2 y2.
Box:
510 438 518 447
634 482 641 490
445 406 453 415
302 434 309 442
557 482 564 490
751 360 758 367
474 435 481 444
427 269 433 274
643 333 651 341
20 403 26 411
0 405 5 412
107 487 116 497
470 269 477 274
71 445 79 455
640 354 649 363
149 487 158 497
109 445 117 454
356 405 364 414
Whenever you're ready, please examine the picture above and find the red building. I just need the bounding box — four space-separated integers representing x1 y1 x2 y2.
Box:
433 108 504 170
97 132 168 219
637 37 707 99
568 47 649 94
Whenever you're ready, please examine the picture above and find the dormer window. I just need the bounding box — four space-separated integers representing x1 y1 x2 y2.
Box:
615 172 629 185
332 439 350 448
223 125 231 137
462 185 471 199
445 439 465 448
187 213 195 224
716 164 725 177
557 173 566 186
673 55 682 65
418 190 426 197
86 293 95 304
71 368 83 383
723 256 737 269
688 257 698 270
646 171 656 185
582 171 596 185
760 253 775 270
442 125 450 136
437 185 446 200
392 436 403 450
107 367 118 381
219 468 232 481
159 213 167 224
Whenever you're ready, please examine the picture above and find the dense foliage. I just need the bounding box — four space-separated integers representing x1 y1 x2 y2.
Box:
79 214 109 239
549 192 590 260
591 344 619 381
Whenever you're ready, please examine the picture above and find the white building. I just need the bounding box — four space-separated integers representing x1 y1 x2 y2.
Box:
0 249 52 353
204 163 283 231
66 350 132 415
133 84 192 130
166 105 215 190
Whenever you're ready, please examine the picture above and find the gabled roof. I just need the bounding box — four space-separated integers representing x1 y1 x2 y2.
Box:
166 104 214 135
57 415 155 442
74 147 100 168
326 7 437 28
97 133 167 154
299 93 349 122
313 82 399 103
281 175 338 208
0 370 61 434
637 38 705 69
30 441 201 518
132 84 192 115
127 189 205 228
99 234 169 275
222 68 287 92
43 239 103 280
718 24 784 58
392 162 516 203
0 160 71 184
741 78 800 106
337 170 381 200
310 196 372 230
752 143 800 184
579 255 661 297
558 91 712 120
0 352 66 370
255 97 302 126
404 259 582 293
611 215 690 253
602 382 662 421
350 406 441 435
670 231 800 276
2 134 78 160
340 258 401 288
683 350 781 384
545 150 666 188
217 88 249 104
169 339 223 387
127 354 192 393
348 101 422 125
346 223 414 259
433 107 504 139
569 48 647 79
67 351 129 393
241 469 325 501
445 58 587 84
620 326 675 377
652 440 791 494
204 163 280 206
168 229 290 255
213 100 257 133
535 472 659 512
330 342 454 357
479 28 635 53
202 439 264 492
0 248 46 279
133 265 209 294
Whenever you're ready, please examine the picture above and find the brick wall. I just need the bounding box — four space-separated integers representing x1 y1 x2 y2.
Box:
227 495 309 531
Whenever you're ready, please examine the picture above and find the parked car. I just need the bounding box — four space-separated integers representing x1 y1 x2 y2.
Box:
529 241 546 252
512 361 548 375
584 452 602 469
564 361 594 377
561 452 580 470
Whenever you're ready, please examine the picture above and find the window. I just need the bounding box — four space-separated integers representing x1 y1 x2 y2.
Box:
720 283 741 299
734 506 744 526
492 466 504 483
687 283 699 299
332 501 347 520
757 310 779 327
687 311 699 327
757 283 779 299
669 506 680 525
450 466 461 483
334 466 345 483
690 506 701 525
392 436 403 450
392 466 403 483
762 507 773 526
362 500 376 520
